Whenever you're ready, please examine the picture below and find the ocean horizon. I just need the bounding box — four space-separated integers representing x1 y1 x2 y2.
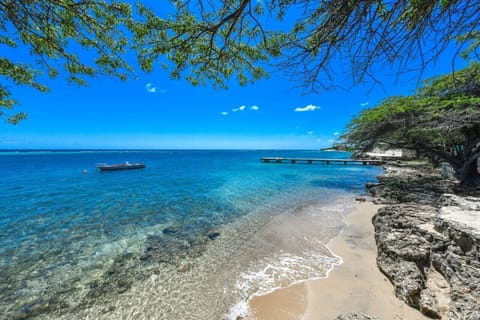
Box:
0 149 383 319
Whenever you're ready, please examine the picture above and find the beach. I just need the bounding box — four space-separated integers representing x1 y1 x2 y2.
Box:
247 162 480 320
0 150 384 320
2 152 478 319
247 201 430 320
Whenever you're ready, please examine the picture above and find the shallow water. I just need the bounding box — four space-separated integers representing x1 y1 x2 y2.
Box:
0 150 382 319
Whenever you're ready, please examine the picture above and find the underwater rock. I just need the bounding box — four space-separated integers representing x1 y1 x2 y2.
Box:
162 226 179 235
207 232 220 240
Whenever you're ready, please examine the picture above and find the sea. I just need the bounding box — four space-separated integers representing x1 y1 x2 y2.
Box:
0 150 383 320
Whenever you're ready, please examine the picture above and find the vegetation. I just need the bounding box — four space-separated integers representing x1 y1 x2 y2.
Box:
0 0 135 123
131 0 480 91
1 0 480 123
344 63 480 187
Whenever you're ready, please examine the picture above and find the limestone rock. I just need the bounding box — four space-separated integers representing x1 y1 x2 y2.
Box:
439 194 480 210
334 313 380 320
367 163 454 205
369 163 480 320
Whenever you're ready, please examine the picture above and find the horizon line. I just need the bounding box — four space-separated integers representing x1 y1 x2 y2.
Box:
0 147 340 152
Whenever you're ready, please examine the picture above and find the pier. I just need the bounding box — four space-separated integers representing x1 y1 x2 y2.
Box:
260 157 384 165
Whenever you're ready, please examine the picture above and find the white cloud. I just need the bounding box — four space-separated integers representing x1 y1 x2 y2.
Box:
360 102 369 107
226 104 259 115
145 83 157 93
294 104 320 112
307 131 314 135
232 105 247 112
333 132 340 136
220 112 229 116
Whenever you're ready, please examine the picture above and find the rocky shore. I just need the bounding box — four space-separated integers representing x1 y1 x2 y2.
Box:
365 162 480 319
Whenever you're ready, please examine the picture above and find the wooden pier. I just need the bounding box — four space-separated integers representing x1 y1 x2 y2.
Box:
260 157 384 165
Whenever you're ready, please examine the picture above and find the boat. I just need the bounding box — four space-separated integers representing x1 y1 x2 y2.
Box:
96 161 146 171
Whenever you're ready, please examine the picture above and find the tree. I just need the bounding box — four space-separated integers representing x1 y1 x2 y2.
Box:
2 0 480 123
0 0 135 124
343 63 480 187
133 0 480 91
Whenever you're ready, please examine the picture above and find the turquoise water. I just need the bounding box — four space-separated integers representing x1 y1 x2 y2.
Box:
0 150 382 319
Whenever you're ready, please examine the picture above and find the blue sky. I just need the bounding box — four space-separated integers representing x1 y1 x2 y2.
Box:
0 4 469 150
0 57 462 150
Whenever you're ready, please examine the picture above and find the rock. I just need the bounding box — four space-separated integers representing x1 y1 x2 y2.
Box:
334 313 380 320
162 226 178 235
116 278 132 294
367 163 455 205
369 162 480 319
365 182 378 190
207 231 220 240
438 194 480 210
11 311 28 320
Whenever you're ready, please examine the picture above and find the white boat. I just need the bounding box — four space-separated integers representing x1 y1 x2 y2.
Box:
96 161 146 171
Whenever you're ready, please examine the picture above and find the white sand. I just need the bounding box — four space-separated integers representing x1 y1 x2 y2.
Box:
247 202 431 320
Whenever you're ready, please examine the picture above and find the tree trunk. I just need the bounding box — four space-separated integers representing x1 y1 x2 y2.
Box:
452 128 480 187
453 155 480 187
464 158 480 187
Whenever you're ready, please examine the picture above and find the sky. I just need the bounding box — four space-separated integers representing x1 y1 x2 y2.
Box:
0 4 470 150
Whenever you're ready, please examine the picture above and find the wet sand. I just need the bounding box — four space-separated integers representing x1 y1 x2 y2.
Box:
247 202 431 320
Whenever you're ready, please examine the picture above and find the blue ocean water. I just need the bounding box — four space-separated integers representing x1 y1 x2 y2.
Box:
0 150 382 319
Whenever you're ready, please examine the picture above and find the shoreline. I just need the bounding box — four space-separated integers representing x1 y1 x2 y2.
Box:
246 201 430 320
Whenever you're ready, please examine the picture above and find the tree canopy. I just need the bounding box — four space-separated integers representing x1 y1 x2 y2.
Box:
1 0 480 123
343 62 480 186
0 0 135 123
132 0 480 89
